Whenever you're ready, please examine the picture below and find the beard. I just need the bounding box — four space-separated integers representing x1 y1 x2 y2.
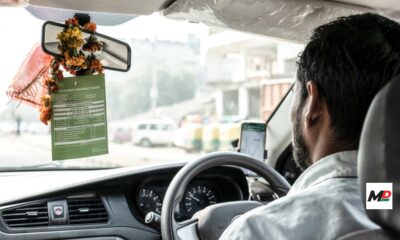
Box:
292 106 311 171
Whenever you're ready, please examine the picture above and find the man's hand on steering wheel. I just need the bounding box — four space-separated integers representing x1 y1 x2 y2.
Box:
161 152 291 240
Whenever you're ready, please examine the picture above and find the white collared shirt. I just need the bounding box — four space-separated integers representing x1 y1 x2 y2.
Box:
219 151 379 240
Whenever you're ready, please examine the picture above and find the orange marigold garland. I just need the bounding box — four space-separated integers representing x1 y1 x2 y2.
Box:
39 95 52 125
39 17 104 125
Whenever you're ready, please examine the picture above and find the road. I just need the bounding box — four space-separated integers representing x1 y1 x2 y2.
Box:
0 133 202 169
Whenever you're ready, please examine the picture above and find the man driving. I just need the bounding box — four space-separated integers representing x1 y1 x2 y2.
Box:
220 13 400 240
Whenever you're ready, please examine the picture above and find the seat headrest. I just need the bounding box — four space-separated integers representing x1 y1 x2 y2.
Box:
358 75 400 234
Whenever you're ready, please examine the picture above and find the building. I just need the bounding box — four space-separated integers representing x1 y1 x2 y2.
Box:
203 30 303 122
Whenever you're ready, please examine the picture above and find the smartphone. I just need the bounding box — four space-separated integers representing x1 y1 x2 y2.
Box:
239 121 266 162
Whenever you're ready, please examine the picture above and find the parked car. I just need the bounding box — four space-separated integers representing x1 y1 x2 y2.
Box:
112 127 132 143
132 120 177 147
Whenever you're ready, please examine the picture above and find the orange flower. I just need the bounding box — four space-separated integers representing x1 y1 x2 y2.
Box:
66 55 86 67
44 78 52 87
83 22 97 32
83 41 102 52
89 58 103 73
40 95 52 107
65 17 79 27
39 106 51 125
89 58 100 68
39 95 52 125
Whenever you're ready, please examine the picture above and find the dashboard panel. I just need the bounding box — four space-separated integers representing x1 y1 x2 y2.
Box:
0 164 248 240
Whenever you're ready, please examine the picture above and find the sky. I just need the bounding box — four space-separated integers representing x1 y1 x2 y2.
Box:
0 6 209 114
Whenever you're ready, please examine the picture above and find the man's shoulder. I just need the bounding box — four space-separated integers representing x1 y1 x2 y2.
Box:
219 177 373 240
274 176 360 207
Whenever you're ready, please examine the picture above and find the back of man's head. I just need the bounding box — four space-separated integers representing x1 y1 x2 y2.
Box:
297 13 400 147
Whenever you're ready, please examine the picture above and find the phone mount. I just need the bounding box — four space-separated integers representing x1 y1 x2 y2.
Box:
230 139 268 160
237 149 268 160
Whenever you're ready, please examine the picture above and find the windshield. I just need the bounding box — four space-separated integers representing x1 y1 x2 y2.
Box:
0 7 303 170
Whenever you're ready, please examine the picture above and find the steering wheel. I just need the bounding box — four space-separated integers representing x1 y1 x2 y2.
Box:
161 152 291 240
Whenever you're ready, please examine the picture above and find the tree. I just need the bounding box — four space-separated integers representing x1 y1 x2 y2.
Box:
105 70 197 120
156 70 196 107
106 72 151 120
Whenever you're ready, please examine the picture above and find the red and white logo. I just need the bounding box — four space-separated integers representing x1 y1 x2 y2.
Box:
366 183 393 210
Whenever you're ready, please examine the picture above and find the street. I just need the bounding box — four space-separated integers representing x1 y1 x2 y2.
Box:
0 133 202 169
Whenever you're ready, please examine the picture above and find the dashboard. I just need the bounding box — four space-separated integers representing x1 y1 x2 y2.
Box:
0 164 248 240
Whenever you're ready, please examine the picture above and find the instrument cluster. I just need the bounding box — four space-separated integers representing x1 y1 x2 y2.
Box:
134 175 244 221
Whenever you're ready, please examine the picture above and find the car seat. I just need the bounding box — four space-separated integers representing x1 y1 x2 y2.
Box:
339 76 400 239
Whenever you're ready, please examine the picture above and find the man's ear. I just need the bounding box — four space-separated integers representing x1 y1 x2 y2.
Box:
304 81 324 129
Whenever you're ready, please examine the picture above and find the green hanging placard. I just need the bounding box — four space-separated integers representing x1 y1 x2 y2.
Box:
50 74 108 160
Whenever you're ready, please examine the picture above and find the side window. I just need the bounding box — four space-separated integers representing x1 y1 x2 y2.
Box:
138 124 146 130
149 124 158 130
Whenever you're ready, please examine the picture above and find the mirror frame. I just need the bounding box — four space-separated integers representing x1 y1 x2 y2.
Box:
41 21 131 72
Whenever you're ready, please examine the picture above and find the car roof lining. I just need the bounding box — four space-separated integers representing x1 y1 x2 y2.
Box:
25 0 400 41
163 0 400 43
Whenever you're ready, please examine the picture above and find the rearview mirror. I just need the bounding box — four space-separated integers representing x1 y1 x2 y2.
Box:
41 21 131 72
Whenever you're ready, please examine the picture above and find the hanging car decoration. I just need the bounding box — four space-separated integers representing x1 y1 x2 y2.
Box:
6 43 53 109
39 17 104 125
6 14 131 160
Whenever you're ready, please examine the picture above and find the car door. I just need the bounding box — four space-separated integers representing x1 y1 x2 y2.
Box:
158 124 175 145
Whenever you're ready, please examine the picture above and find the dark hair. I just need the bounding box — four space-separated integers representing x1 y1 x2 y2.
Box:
297 13 400 147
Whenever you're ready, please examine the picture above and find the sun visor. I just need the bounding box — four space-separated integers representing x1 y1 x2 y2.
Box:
26 4 135 26
163 0 400 43
28 0 172 18
26 0 174 25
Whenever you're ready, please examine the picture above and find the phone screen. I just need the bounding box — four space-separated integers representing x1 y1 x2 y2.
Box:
239 122 266 162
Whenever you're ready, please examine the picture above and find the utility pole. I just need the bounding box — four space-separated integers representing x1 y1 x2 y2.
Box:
150 38 158 118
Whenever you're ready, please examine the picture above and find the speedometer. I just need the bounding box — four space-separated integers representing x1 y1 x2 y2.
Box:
137 188 162 215
184 185 218 217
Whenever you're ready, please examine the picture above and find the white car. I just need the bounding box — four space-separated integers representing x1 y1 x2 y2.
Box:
132 120 177 147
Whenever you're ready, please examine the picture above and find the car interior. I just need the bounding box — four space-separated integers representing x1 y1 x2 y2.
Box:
0 0 399 240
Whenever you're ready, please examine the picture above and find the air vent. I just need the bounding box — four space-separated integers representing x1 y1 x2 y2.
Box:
67 196 108 224
1 202 49 228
